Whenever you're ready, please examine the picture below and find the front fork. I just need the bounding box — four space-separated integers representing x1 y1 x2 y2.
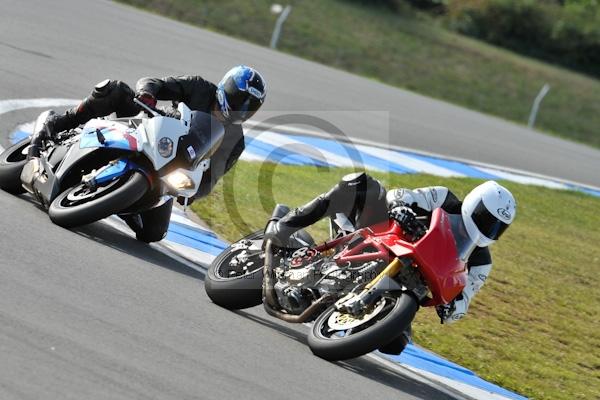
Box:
336 257 428 316
81 158 146 188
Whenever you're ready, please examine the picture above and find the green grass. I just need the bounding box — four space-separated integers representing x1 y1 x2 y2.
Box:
192 161 600 400
118 0 600 148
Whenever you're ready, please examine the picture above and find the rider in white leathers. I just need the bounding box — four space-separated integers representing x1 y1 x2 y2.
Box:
267 174 517 354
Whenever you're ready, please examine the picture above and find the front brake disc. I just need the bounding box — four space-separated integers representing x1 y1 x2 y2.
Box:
327 299 386 330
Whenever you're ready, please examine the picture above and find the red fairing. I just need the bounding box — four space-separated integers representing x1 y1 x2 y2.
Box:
319 209 467 306
370 209 467 305
416 209 467 304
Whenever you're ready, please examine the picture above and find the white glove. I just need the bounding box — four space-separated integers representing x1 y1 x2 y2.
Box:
437 264 492 324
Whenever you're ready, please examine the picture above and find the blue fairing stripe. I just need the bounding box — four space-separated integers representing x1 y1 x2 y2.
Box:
94 159 131 185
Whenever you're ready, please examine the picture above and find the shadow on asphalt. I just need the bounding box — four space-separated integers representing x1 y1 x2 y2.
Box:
10 192 205 280
335 358 456 400
234 309 309 344
73 220 205 281
234 310 456 400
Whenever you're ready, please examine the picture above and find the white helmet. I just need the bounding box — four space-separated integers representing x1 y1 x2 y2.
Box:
461 181 516 247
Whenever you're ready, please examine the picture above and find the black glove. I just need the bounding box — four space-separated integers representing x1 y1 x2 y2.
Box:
264 220 292 248
436 302 455 324
390 206 416 225
389 206 426 240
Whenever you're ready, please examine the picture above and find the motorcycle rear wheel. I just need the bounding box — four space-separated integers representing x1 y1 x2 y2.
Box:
48 171 149 228
205 230 266 310
0 138 31 194
308 293 418 361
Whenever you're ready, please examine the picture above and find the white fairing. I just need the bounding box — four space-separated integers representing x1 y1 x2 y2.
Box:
178 102 192 128
461 181 516 247
141 116 188 170
80 104 211 200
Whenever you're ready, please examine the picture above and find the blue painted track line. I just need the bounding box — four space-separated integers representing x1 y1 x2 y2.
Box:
289 134 416 174
244 136 332 167
10 130 29 143
566 184 600 197
404 152 501 180
384 345 527 400
166 221 228 255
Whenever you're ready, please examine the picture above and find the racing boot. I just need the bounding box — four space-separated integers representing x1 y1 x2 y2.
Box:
27 110 82 159
23 109 81 195
27 111 56 159
120 198 173 243
378 325 412 356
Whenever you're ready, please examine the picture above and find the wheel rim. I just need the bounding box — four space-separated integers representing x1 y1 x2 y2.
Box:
215 239 264 279
316 295 398 340
5 141 30 163
60 178 122 207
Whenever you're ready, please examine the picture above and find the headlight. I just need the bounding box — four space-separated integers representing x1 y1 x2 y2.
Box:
166 171 194 190
158 137 174 158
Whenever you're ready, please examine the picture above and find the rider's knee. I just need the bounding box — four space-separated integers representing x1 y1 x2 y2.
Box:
83 79 135 117
91 79 134 101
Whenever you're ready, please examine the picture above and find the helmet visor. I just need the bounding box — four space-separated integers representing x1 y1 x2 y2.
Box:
472 200 509 241
219 80 264 123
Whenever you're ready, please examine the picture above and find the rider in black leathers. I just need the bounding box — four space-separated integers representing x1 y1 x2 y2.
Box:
27 66 266 242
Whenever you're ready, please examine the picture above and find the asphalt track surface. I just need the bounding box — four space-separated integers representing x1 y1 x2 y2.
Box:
1 0 600 187
0 0 592 399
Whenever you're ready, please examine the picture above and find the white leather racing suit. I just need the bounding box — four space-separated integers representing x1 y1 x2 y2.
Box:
386 186 493 324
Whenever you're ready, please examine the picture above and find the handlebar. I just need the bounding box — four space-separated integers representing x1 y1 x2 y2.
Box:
133 97 166 117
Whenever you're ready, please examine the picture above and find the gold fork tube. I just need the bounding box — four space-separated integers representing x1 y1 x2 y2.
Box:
365 258 403 290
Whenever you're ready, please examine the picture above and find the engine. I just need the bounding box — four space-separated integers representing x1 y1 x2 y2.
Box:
272 247 385 315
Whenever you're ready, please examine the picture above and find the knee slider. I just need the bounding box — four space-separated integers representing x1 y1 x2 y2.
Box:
91 79 117 99
340 172 367 189
91 79 134 100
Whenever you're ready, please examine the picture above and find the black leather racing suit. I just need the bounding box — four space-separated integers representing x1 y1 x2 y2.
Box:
40 77 245 242
271 172 389 241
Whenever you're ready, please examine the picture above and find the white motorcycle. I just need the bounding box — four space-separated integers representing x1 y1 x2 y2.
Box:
0 100 224 240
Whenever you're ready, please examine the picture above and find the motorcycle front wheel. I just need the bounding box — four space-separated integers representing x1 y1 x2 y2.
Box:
308 293 418 361
0 138 31 194
48 171 149 228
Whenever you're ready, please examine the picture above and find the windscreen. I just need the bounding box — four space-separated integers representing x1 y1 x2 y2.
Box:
449 214 478 262
188 111 225 162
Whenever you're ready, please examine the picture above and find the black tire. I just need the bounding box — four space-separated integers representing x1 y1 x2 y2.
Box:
308 294 418 361
0 138 31 194
48 171 149 228
205 230 266 310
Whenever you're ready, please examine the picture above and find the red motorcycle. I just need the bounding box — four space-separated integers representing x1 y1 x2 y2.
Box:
205 205 469 360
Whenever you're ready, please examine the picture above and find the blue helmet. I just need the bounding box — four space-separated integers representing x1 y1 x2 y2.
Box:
216 65 266 123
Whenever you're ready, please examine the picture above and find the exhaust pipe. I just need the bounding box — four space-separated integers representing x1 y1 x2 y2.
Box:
262 204 291 309
262 238 281 309
262 238 332 323
263 294 333 323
